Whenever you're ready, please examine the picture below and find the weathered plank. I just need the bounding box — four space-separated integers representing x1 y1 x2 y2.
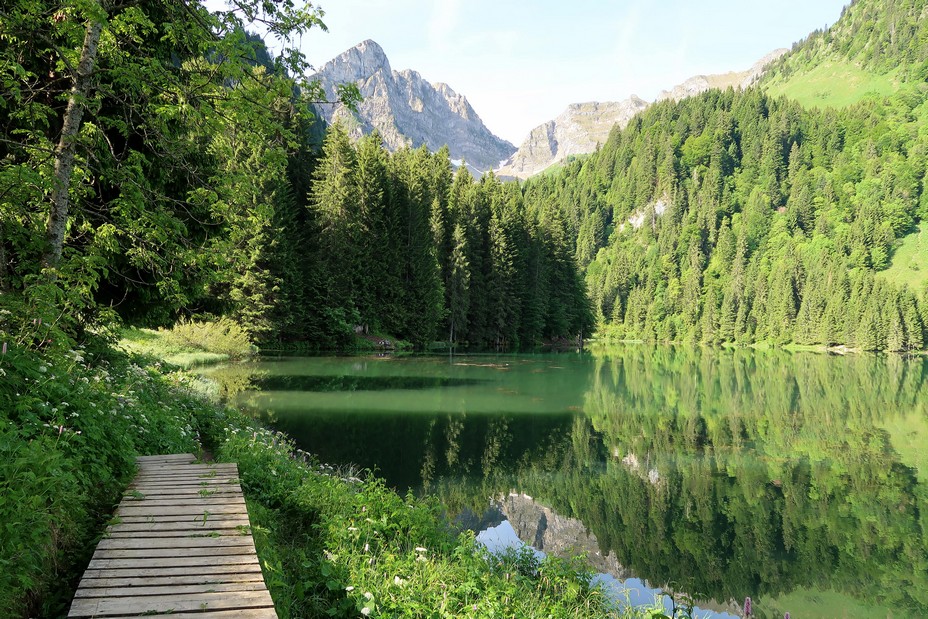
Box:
68 454 276 618
117 503 246 517
74 581 269 598
97 536 254 550
103 609 277 619
120 497 247 508
68 590 274 616
125 484 241 500
75 572 265 589
88 553 258 570
104 523 251 536
91 546 257 560
109 514 250 525
80 563 264 580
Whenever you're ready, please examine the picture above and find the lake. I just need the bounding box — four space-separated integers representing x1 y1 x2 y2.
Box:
204 346 928 619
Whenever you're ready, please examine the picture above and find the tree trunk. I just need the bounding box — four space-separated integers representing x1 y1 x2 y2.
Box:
43 15 105 269
0 232 8 292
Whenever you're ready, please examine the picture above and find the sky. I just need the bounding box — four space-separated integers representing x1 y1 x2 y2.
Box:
271 0 850 145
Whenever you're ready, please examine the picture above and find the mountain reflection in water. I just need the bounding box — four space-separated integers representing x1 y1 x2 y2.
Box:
208 346 928 619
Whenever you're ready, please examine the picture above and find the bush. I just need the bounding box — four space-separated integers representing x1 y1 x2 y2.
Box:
161 317 256 360
0 303 202 616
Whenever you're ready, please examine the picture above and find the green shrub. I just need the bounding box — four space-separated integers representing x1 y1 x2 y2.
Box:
161 317 256 360
0 302 202 616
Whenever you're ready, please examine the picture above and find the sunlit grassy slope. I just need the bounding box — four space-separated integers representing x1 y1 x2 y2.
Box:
764 57 901 108
879 222 928 291
765 588 895 619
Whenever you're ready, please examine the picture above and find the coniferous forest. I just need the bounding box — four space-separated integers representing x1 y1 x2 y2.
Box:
519 0 928 352
3 0 928 616
523 86 928 351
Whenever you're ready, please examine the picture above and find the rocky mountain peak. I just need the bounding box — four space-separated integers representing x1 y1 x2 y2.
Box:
310 41 515 172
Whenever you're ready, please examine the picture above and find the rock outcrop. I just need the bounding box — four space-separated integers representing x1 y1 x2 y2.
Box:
496 492 631 579
311 40 515 173
498 48 789 179
496 98 649 179
656 48 788 102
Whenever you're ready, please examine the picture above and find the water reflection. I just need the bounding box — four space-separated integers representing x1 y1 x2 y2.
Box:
205 347 928 618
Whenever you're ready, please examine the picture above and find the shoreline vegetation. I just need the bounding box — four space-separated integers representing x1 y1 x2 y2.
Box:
2 317 674 618
2 312 923 617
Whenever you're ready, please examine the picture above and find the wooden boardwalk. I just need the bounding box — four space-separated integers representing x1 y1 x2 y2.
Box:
68 454 277 618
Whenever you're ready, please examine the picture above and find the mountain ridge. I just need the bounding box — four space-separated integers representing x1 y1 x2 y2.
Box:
497 48 788 179
310 39 515 172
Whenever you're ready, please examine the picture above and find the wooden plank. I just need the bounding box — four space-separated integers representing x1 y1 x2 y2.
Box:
134 465 237 473
132 475 239 483
97 536 254 550
123 488 245 498
135 454 197 462
74 581 269 598
102 609 277 619
117 504 246 517
130 482 241 490
87 555 259 570
135 465 238 475
109 515 250 526
75 572 265 589
131 477 241 485
92 546 257 560
103 528 251 539
81 563 264 579
126 495 246 504
105 524 250 536
68 590 273 617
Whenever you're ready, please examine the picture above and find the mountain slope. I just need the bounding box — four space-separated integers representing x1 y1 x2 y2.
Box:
498 50 786 179
520 0 928 358
311 40 515 172
761 0 928 107
497 98 649 178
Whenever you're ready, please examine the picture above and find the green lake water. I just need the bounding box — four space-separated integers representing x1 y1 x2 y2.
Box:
205 346 928 619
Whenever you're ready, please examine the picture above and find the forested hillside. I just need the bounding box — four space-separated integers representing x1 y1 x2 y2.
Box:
0 0 589 351
273 126 591 349
521 0 928 352
524 87 928 350
763 0 928 102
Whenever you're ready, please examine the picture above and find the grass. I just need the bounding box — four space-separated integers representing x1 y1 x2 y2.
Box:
879 222 928 291
763 587 895 619
764 57 902 108
119 318 255 368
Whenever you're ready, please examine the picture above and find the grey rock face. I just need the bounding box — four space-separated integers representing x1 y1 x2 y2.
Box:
656 48 788 102
311 40 515 172
497 492 631 579
499 48 789 179
497 98 649 178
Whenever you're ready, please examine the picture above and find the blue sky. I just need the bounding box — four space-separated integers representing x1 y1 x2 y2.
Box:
290 0 849 144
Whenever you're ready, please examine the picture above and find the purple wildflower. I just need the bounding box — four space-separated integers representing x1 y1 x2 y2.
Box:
744 597 752 617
